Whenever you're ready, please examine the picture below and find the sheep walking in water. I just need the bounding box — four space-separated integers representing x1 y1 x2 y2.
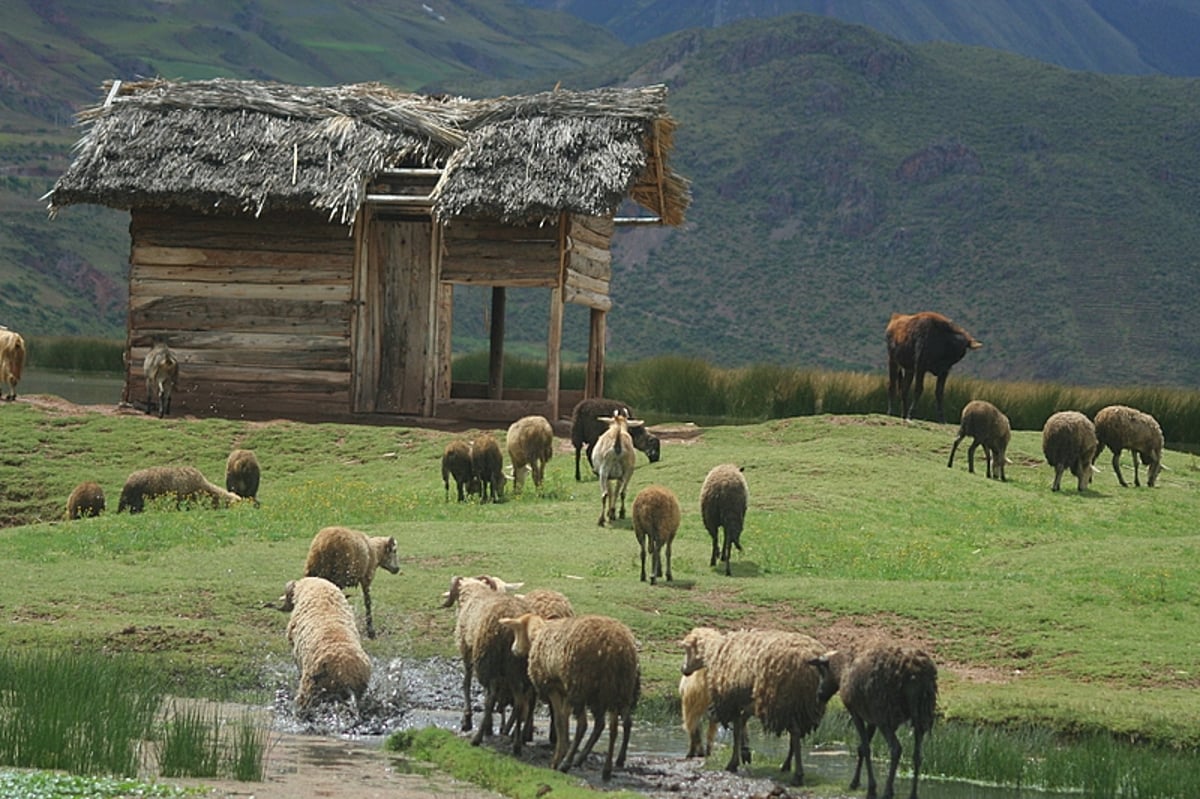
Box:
0 327 26 402
1093 404 1164 487
679 668 717 758
280 577 371 714
1041 411 1099 492
143 341 179 417
303 526 399 639
117 465 240 513
947 399 1011 480
700 464 748 576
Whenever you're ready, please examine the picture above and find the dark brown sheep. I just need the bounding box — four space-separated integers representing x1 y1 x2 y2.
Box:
66 481 106 519
886 312 981 422
947 400 1011 480
471 433 505 503
225 448 261 506
700 464 748 576
441 438 478 502
570 398 661 481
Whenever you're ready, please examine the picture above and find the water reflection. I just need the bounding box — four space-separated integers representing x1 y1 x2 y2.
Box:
19 369 124 405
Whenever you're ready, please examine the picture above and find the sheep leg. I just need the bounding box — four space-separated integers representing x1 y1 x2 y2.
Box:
908 727 925 799
984 446 994 479
946 434 965 468
362 586 375 639
601 709 619 781
664 538 673 582
649 539 660 585
966 440 980 474
548 694 570 770
721 533 733 576
471 684 498 745
1051 464 1065 491
786 729 805 786
639 536 648 582
616 708 631 767
562 706 589 772
725 713 749 773
574 447 583 481
880 725 904 799
708 528 720 567
1110 449 1129 487
575 706 605 763
460 662 474 732
849 716 874 791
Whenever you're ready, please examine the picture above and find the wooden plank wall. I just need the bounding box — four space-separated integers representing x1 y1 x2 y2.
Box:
440 220 560 286
127 209 356 420
564 215 614 311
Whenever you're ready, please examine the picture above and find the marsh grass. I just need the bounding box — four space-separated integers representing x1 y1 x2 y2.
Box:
155 702 270 781
24 336 124 372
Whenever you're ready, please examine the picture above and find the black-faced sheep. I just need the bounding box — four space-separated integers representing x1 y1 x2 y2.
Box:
1093 404 1164 488
679 668 717 758
571 398 661 481
592 411 639 526
700 464 748 576
303 525 400 640
225 448 260 506
280 576 371 714
441 439 478 502
886 311 981 422
143 341 179 418
681 626 827 786
506 415 554 493
0 327 26 402
947 399 1011 481
117 465 241 513
810 645 938 799
66 481 105 519
500 612 640 781
471 433 505 503
632 484 681 585
1041 410 1099 492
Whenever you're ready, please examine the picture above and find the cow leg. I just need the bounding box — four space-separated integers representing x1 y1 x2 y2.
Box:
933 372 949 423
904 369 922 420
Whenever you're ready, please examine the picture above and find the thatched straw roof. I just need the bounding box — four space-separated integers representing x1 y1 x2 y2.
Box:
45 78 690 226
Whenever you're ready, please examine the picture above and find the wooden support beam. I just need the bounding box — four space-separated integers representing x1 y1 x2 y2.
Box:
488 287 506 400
587 307 606 399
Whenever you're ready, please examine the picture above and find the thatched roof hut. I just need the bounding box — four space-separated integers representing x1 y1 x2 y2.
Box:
47 78 690 424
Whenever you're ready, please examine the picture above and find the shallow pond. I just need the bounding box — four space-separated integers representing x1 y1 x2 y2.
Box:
19 369 124 405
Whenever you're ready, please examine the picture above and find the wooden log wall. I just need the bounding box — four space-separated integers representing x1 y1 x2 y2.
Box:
564 215 614 311
127 209 355 420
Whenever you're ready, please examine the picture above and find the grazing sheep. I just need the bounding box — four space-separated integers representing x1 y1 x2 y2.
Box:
225 448 261 506
303 526 399 640
591 411 639 526
886 311 981 422
500 612 640 781
947 400 1011 480
280 577 371 713
1093 404 1164 488
571 398 661 481
143 341 179 418
471 433 505 503
632 484 681 584
441 576 535 753
66 481 106 519
810 645 938 799
1041 411 1099 492
679 668 717 758
506 415 554 493
700 464 748 576
681 626 828 786
0 327 26 402
441 439 478 502
117 465 241 513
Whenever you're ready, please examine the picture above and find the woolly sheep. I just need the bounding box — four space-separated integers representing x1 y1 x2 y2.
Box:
947 399 1011 480
66 481 105 519
440 575 535 753
471 433 505 503
681 626 827 786
1041 411 1099 492
303 525 400 640
886 311 982 422
143 341 179 418
0 327 26 402
811 645 938 799
225 448 261 506
591 411 639 526
280 576 371 713
679 668 717 758
700 464 748 576
1093 404 1164 487
500 612 640 781
506 415 554 493
117 465 241 513
632 484 681 584
571 398 661 481
441 439 478 502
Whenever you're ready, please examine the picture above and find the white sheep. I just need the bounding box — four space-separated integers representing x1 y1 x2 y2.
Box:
225 448 260 506
117 465 241 513
66 481 105 519
570 398 661 480
143 341 179 417
632 484 681 584
591 411 640 526
506 415 555 493
500 612 640 781
1041 411 1099 492
280 576 371 714
0 328 26 402
471 433 505 503
441 438 477 502
810 644 939 799
1093 404 1164 487
947 399 1011 480
700 464 748 576
679 668 717 758
303 526 400 640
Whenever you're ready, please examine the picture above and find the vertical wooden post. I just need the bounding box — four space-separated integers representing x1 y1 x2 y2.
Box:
488 287 506 400
587 307 606 399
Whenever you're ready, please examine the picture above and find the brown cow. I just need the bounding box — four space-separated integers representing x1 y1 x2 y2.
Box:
886 311 981 422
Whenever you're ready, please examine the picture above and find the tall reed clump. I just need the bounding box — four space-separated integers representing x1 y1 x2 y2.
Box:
25 336 124 372
156 701 271 781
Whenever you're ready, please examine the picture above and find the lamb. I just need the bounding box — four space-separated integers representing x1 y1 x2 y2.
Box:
571 398 661 481
0 327 26 402
1093 404 1164 488
500 612 640 781
225 448 261 506
117 465 241 513
947 399 1011 481
810 645 939 799
279 576 371 714
886 311 982 422
679 668 717 758
700 464 748 576
303 525 400 640
471 433 505 503
632 484 681 584
441 439 478 502
591 411 639 526
506 415 554 493
681 626 828 786
1041 410 1099 492
143 341 179 418
66 481 106 519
